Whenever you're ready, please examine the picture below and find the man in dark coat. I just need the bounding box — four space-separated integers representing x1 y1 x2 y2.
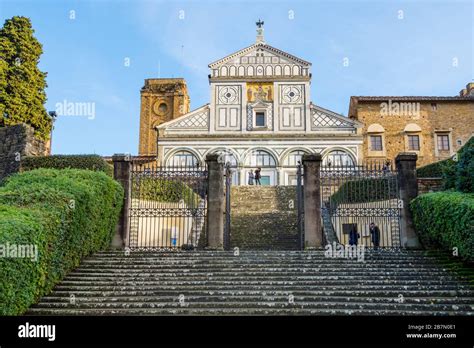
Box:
348 226 359 246
369 222 380 249
254 167 262 185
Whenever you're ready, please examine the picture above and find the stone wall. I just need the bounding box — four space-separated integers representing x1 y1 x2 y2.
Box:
230 186 299 250
0 124 49 181
417 177 444 195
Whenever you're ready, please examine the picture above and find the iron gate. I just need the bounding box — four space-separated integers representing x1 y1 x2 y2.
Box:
128 161 208 250
320 162 401 248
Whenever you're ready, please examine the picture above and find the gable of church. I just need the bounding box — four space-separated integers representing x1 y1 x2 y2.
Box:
157 104 209 133
209 43 311 79
310 104 361 132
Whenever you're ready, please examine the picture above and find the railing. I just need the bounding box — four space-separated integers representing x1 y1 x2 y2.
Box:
224 163 232 251
296 162 304 250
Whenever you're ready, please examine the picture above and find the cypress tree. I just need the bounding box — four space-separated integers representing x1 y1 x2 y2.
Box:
0 16 51 140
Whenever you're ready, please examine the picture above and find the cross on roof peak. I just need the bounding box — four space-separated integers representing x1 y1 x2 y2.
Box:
255 19 265 44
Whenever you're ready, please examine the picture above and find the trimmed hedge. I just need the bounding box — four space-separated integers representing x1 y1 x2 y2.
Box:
21 155 113 177
0 169 123 315
416 158 455 179
456 138 474 193
331 176 398 204
416 136 474 193
132 177 201 207
411 191 474 262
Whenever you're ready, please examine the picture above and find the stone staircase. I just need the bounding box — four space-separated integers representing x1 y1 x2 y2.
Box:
27 250 474 315
230 186 299 250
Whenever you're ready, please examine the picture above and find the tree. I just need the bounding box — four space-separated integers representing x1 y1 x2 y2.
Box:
0 16 51 140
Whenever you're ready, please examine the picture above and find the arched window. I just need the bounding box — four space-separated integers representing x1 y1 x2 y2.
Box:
211 150 238 167
323 150 355 167
283 150 307 166
168 150 199 167
245 150 276 167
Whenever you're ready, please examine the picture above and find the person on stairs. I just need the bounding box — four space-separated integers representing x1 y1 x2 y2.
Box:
369 222 380 250
348 226 360 246
254 167 262 185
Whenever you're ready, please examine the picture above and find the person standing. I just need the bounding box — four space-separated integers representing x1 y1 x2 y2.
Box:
348 226 360 246
248 171 255 185
369 222 380 249
254 167 262 185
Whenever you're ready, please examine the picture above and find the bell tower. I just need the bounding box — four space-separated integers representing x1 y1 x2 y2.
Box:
138 78 190 155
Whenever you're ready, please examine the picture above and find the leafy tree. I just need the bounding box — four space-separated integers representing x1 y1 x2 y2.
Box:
0 16 51 140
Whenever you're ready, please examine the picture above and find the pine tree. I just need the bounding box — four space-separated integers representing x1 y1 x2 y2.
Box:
0 16 51 140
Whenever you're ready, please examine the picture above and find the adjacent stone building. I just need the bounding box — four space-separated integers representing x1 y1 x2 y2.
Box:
349 83 474 167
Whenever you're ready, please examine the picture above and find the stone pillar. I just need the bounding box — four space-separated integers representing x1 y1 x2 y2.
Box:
206 154 225 249
303 153 322 248
111 154 132 249
396 153 421 249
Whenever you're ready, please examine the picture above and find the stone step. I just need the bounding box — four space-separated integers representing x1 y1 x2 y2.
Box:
55 281 471 288
64 272 458 279
80 255 451 260
83 256 448 262
28 250 473 316
44 289 473 297
29 300 474 312
94 249 443 255
53 284 470 291
26 307 474 316
37 295 474 305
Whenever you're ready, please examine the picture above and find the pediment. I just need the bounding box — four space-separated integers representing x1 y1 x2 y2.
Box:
310 104 362 131
157 104 209 131
209 43 311 69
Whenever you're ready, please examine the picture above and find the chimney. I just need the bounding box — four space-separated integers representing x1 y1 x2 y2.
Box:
467 83 474 96
461 82 474 97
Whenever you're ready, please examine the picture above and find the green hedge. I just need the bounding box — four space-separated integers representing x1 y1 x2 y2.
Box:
21 155 113 177
330 176 398 204
416 158 455 179
410 191 474 262
455 138 474 193
0 169 123 315
416 136 474 193
132 177 200 207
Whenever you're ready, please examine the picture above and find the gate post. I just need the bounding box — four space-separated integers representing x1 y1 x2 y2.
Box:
112 153 131 249
302 153 323 248
206 154 225 250
395 153 421 249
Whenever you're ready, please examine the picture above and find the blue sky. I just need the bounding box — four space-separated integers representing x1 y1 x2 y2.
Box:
1 0 472 155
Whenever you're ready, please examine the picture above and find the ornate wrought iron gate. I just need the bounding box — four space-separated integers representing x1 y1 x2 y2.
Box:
320 162 401 248
128 162 208 250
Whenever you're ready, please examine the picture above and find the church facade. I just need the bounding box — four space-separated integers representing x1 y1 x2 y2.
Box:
139 23 363 185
